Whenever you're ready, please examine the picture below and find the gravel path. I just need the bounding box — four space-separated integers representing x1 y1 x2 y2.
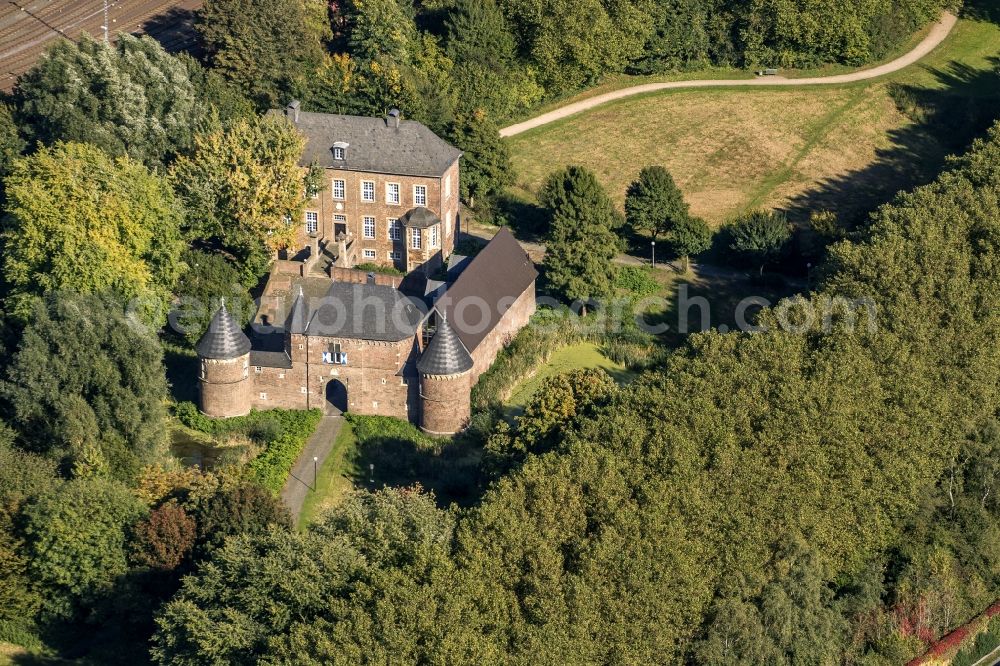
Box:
500 12 958 138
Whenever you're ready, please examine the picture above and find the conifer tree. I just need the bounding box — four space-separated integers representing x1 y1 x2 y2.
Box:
540 166 623 308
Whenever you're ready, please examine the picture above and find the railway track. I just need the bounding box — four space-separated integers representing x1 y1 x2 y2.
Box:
0 0 202 92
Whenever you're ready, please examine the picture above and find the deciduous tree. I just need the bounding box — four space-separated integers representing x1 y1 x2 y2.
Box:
1 293 170 480
170 249 254 345
14 35 206 168
170 115 308 284
625 166 691 241
197 0 328 108
666 215 713 273
726 209 791 275
20 477 145 621
449 109 513 208
1 142 184 323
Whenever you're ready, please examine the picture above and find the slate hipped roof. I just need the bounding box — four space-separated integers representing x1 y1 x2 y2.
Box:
197 303 252 359
437 228 538 353
417 314 474 376
287 281 424 342
273 106 462 177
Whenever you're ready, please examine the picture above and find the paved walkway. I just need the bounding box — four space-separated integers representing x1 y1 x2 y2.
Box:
280 415 343 526
500 12 958 137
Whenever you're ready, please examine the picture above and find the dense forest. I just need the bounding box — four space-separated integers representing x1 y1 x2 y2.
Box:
0 0 994 664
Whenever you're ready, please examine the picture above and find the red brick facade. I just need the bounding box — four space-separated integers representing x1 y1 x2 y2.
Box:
295 160 460 275
419 371 472 435
469 282 537 382
199 355 252 418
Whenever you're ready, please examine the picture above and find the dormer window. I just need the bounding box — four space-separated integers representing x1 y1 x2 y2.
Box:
332 141 349 161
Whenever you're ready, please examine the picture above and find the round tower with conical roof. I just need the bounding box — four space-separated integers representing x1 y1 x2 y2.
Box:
418 312 473 435
196 302 253 418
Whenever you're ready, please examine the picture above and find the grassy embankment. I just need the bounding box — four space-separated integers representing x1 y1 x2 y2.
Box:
506 10 1000 226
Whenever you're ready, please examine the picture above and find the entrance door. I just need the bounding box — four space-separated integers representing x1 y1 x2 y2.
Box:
325 379 348 415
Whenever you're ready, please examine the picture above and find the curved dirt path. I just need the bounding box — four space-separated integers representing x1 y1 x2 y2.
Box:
500 12 957 138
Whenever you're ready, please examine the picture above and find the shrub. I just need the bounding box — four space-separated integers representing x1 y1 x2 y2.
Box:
174 404 322 494
615 265 660 297
471 308 584 412
353 262 404 276
248 410 323 494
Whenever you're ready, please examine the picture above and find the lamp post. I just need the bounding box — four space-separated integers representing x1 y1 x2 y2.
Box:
369 463 375 484
312 456 318 491
651 241 656 268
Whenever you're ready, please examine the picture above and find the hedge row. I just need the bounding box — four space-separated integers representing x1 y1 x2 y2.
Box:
174 402 323 494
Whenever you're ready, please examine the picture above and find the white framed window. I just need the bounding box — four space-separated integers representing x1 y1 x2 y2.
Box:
388 218 401 241
386 182 400 205
259 392 267 400
305 211 318 234
430 224 439 248
363 249 376 260
410 228 422 250
363 216 376 239
333 146 345 160
414 185 427 206
362 180 375 202
387 250 399 261
332 179 345 199
254 366 263 374
444 175 451 198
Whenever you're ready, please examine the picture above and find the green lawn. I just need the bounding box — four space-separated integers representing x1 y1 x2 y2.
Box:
297 420 359 529
507 10 1000 227
506 342 637 410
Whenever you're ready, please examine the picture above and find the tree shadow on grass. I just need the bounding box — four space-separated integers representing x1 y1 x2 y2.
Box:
784 56 1000 230
162 337 198 405
349 434 484 508
963 0 1000 24
495 194 548 243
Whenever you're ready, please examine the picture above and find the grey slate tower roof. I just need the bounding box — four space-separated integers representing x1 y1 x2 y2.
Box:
417 314 473 376
196 303 251 359
286 285 309 335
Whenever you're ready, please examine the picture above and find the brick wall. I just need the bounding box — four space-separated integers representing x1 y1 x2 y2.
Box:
329 267 402 288
420 371 471 434
250 364 308 411
470 281 537 381
199 355 253 417
295 161 460 274
250 332 421 420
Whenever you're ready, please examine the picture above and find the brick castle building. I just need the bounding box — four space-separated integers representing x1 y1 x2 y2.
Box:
196 110 537 434
277 102 462 276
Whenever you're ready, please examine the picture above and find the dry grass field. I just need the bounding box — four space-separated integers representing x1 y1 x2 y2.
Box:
507 12 1000 226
